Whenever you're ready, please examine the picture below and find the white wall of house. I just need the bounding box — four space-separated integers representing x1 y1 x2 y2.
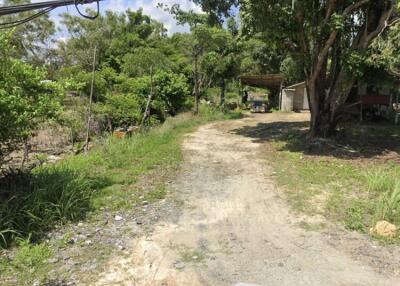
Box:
281 89 295 112
281 82 309 111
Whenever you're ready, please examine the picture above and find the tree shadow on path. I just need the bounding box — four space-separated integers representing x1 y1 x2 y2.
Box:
231 120 400 161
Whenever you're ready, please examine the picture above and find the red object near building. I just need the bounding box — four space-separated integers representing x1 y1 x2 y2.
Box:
361 94 391 105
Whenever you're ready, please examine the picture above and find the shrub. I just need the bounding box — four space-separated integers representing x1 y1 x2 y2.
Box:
0 167 94 248
0 32 61 169
365 165 400 226
0 237 52 284
345 203 366 232
375 182 400 225
116 71 190 123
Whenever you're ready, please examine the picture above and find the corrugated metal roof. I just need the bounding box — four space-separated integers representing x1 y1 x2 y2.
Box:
284 81 306 89
240 74 284 89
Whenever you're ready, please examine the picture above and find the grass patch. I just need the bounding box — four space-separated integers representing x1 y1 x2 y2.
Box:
267 124 400 237
0 105 241 284
0 238 52 285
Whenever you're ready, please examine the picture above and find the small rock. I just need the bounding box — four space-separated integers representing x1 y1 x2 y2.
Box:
136 220 143 225
47 258 59 264
77 222 84 227
142 201 149 206
115 215 123 221
48 155 62 163
174 261 185 270
370 220 397 238
85 240 93 246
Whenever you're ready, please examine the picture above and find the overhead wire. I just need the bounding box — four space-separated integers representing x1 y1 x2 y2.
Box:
0 0 102 29
0 7 55 29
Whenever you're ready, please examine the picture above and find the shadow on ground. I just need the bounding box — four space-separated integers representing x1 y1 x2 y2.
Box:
231 120 400 161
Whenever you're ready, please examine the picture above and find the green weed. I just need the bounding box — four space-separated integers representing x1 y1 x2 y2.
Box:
268 124 400 238
0 107 241 248
345 202 366 232
375 182 400 225
0 238 52 285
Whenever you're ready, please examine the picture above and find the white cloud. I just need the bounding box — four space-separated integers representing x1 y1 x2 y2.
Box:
102 0 202 34
0 0 201 36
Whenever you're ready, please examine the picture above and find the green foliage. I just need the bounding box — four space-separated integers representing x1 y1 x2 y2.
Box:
110 71 190 126
343 51 367 76
369 22 400 77
345 202 366 232
0 32 60 167
122 47 170 77
268 124 400 237
4 0 56 65
367 166 400 225
95 92 142 128
331 13 345 31
0 167 94 248
0 107 240 248
375 183 400 226
0 238 52 285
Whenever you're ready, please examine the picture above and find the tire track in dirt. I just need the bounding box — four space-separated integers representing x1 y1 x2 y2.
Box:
96 113 399 286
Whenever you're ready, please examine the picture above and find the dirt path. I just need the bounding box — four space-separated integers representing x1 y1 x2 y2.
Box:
95 113 399 286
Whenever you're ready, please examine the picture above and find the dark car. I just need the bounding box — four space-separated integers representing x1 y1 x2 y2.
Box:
251 100 268 113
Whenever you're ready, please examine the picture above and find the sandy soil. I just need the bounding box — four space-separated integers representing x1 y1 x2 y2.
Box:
95 113 400 286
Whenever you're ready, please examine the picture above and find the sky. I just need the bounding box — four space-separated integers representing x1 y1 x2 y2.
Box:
2 0 203 35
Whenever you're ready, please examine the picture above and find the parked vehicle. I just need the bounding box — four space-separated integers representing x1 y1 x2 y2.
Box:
251 100 268 113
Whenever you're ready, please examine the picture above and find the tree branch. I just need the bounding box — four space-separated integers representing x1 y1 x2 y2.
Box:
364 4 395 46
312 0 371 81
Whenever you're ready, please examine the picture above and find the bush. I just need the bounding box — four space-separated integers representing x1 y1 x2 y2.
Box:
0 237 52 284
116 71 190 123
345 202 366 232
94 92 142 129
0 167 94 248
375 182 400 225
364 165 400 226
0 32 61 168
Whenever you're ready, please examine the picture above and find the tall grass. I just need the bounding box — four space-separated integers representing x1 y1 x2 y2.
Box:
0 168 94 248
367 165 400 226
0 107 241 248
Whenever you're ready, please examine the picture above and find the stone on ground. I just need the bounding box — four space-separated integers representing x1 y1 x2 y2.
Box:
370 220 397 238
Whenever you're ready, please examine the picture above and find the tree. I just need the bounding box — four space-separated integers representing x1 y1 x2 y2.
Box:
200 27 241 105
163 4 217 113
370 22 400 78
240 0 399 137
0 32 60 168
3 0 55 65
122 47 169 124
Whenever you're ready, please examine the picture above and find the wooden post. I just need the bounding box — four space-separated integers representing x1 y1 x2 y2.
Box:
142 65 154 125
84 45 97 154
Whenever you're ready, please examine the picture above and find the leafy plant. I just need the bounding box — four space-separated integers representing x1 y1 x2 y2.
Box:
0 32 60 168
375 182 400 225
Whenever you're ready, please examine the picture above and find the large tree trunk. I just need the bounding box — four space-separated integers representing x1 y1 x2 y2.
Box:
308 69 356 138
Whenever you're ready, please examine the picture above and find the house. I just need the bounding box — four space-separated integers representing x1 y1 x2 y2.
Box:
280 80 398 121
280 82 309 112
240 73 399 120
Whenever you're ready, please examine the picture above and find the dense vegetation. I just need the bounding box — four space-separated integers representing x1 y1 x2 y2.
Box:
0 0 399 248
0 4 250 248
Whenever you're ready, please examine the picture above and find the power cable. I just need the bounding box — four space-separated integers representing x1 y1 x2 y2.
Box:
0 0 102 28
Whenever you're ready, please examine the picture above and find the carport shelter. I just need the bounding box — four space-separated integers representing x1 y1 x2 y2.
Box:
240 75 284 107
